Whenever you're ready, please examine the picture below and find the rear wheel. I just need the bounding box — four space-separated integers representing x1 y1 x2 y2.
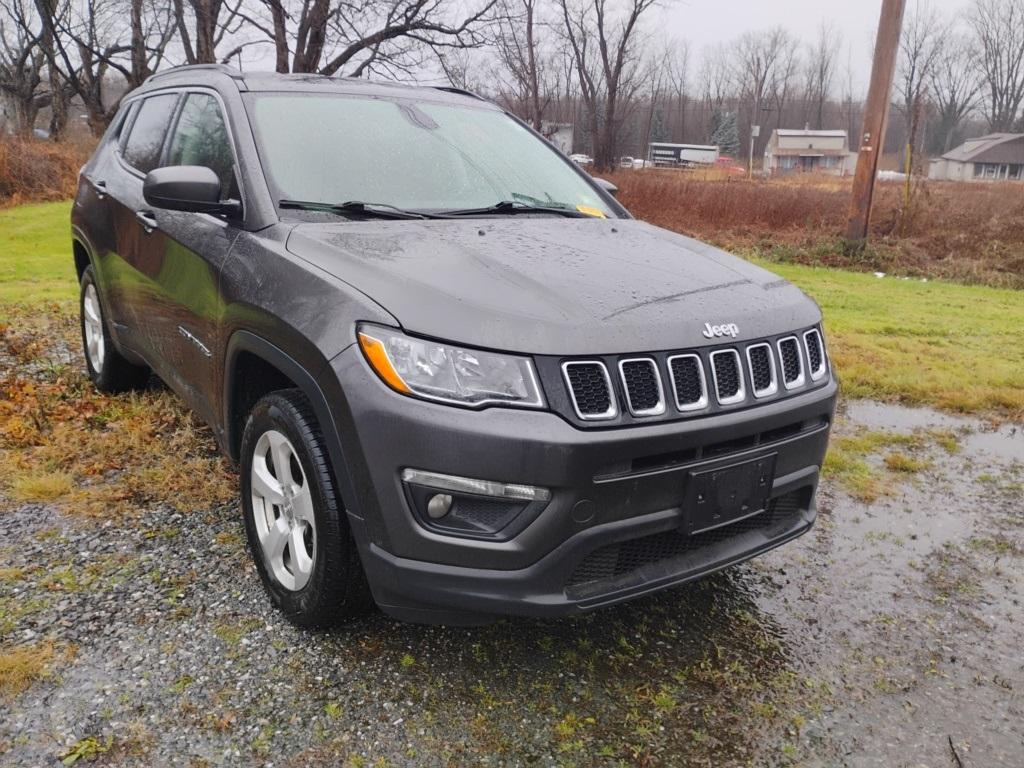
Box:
240 389 370 628
79 265 149 392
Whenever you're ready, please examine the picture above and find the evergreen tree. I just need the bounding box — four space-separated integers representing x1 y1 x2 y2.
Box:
710 110 740 157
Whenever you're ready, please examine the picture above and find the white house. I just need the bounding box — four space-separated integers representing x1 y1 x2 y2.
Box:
928 133 1024 182
763 129 853 176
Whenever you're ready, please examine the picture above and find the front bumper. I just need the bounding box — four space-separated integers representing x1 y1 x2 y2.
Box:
328 345 836 624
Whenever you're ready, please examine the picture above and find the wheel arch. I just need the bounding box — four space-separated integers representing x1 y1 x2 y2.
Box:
224 331 360 518
72 238 91 281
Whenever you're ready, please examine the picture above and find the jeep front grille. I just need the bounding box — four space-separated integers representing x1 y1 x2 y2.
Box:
618 358 665 416
558 326 826 424
562 361 616 420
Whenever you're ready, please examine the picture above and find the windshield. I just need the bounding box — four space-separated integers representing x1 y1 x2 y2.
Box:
244 93 614 217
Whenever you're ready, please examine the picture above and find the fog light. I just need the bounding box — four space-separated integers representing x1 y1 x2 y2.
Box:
426 493 453 519
401 468 552 539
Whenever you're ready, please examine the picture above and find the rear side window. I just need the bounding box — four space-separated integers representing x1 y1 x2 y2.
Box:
122 94 178 174
167 93 238 198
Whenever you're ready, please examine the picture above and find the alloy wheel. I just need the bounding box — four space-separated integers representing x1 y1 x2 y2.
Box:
250 429 317 591
82 283 105 371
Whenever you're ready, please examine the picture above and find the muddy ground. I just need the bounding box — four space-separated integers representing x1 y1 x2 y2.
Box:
1 393 1021 767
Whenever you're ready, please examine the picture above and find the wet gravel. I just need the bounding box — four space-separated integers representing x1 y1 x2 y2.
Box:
1 400 1022 767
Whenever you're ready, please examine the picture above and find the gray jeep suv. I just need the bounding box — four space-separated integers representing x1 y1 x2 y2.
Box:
71 64 836 627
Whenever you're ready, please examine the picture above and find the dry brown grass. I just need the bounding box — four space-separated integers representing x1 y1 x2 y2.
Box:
0 640 75 699
609 170 1024 289
0 305 235 519
0 137 93 207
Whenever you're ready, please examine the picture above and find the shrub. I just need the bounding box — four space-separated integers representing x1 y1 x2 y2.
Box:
0 137 93 207
609 170 1024 289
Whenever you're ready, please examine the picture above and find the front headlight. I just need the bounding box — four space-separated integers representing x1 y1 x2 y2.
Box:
357 325 544 408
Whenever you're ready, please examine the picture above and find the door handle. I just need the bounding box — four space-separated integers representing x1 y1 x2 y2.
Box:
135 210 158 234
94 179 107 199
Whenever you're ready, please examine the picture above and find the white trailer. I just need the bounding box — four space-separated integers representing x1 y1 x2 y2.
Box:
648 143 720 167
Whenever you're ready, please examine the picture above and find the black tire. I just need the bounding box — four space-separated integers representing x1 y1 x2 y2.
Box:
240 389 371 628
79 265 150 393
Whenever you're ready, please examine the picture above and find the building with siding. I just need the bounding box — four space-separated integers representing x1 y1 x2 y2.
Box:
928 133 1024 182
763 129 853 176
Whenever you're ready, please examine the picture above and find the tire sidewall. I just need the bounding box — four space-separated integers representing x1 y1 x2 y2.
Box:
79 266 106 385
240 395 341 622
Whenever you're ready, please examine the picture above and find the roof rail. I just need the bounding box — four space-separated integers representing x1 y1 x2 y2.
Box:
145 63 244 84
432 85 485 101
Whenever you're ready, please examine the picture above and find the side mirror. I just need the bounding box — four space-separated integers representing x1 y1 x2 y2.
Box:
593 177 618 198
143 166 240 216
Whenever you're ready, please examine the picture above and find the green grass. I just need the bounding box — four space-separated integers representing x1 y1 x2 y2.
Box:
0 201 75 304
754 260 1024 420
0 201 1021 419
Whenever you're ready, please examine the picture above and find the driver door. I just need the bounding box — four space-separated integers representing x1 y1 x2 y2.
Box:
141 91 245 427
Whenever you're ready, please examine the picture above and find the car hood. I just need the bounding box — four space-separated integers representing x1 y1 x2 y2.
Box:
286 218 821 355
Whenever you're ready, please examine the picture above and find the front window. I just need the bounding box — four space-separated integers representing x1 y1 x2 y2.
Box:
244 92 613 217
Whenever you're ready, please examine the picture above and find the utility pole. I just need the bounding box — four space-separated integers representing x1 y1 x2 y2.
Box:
845 0 907 248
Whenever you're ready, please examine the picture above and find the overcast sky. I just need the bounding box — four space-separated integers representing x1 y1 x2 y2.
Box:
657 0 968 91
231 0 970 92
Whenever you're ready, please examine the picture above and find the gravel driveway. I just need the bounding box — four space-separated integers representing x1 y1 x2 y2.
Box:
1 332 1022 766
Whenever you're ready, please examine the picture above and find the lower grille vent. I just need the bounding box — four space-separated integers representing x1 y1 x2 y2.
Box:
566 491 806 591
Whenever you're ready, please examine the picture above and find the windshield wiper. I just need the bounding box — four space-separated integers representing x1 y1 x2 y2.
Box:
442 200 593 218
279 199 433 220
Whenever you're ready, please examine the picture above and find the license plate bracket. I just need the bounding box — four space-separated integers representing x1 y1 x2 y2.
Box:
684 454 776 535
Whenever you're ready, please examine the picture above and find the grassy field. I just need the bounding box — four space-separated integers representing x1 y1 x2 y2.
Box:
0 202 77 304
2 201 1022 420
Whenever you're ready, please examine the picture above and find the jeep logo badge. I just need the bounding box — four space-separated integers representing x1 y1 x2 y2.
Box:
702 322 739 339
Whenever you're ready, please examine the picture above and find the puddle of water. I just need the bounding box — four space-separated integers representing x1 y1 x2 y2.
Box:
845 399 1023 463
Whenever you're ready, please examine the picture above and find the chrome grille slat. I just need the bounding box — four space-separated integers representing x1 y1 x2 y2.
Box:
777 336 805 389
710 349 745 405
667 353 708 412
618 358 666 416
804 329 827 380
562 361 617 420
745 342 778 398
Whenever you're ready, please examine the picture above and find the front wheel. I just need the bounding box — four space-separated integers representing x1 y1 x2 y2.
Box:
79 265 149 392
240 389 370 628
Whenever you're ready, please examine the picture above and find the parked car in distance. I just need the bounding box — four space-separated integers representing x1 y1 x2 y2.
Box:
715 156 747 175
569 153 593 166
619 156 635 168
72 65 835 627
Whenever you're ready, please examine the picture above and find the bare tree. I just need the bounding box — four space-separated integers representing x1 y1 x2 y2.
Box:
559 0 660 170
803 22 840 129
243 0 497 78
493 0 551 130
732 26 795 159
173 0 244 65
0 0 46 134
663 37 688 141
930 33 981 152
766 32 799 129
967 0 1024 131
896 2 945 173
